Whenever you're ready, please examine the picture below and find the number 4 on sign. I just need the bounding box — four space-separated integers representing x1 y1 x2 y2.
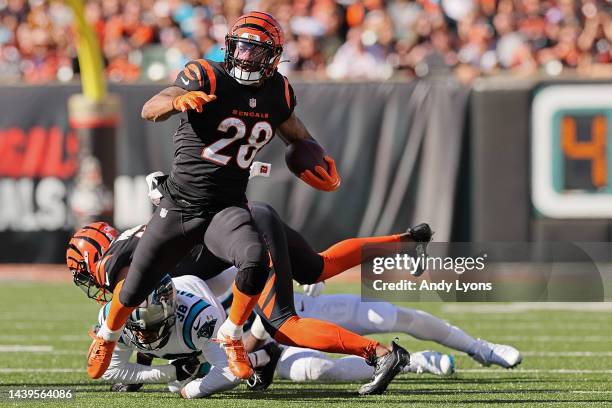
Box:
561 115 608 188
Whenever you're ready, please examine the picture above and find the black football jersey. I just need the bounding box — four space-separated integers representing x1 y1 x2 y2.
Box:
165 59 297 207
98 224 146 291
98 224 229 291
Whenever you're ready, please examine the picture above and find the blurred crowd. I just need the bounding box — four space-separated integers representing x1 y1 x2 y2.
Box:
0 0 610 84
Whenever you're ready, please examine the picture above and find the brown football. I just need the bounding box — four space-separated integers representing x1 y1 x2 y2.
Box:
285 139 328 176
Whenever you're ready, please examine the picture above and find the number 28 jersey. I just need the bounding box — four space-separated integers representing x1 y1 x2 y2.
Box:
166 59 297 207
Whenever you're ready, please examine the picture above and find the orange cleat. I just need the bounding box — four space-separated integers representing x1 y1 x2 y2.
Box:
86 330 116 379
215 335 253 379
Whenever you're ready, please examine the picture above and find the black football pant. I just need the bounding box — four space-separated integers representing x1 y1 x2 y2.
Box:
174 201 326 287
247 202 324 335
119 197 270 307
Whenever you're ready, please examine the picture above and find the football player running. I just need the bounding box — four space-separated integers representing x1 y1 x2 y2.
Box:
88 10 351 384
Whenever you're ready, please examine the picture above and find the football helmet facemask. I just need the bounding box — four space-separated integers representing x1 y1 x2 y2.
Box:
124 275 177 351
225 11 284 85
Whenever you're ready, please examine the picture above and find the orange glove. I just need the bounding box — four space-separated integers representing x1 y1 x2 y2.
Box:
173 91 216 113
300 156 341 192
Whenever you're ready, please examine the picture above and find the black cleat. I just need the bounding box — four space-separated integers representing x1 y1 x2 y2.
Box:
246 342 284 391
358 341 410 396
399 223 433 277
110 383 143 392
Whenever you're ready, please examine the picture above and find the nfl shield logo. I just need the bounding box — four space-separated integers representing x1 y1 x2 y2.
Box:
249 98 257 108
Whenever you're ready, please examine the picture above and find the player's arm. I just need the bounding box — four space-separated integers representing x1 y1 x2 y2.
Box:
141 86 185 122
141 60 217 122
101 342 179 384
278 113 341 192
180 309 241 399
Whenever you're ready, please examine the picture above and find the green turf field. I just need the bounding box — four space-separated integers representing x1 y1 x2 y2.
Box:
1 281 612 407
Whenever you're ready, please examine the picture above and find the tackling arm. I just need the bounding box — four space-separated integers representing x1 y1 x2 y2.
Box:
101 342 177 384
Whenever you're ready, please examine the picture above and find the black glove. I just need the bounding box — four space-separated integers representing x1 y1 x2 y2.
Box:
171 355 202 381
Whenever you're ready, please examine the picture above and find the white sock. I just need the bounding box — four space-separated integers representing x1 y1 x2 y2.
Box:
249 349 271 368
394 307 476 353
97 321 122 342
278 347 373 382
218 318 243 340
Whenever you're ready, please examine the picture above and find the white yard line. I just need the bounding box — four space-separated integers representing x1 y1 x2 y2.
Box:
522 351 612 357
0 335 85 342
0 368 82 373
442 303 612 313
494 335 611 342
0 345 53 352
459 368 612 374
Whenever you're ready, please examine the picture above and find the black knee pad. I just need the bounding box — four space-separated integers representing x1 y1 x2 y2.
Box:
235 265 270 295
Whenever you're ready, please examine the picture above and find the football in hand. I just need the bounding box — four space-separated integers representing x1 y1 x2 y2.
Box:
285 139 328 176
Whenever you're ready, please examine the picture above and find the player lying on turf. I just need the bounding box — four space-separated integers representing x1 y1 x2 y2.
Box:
95 274 451 396
179 274 455 386
90 10 346 385
97 275 232 398
94 275 274 398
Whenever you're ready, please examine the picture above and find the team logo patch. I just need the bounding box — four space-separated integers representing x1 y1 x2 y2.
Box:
160 208 168 218
249 98 257 108
196 317 217 339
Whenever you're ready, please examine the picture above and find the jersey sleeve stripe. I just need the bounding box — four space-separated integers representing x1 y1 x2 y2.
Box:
103 302 111 320
95 254 113 287
182 299 210 350
282 76 291 110
197 59 216 95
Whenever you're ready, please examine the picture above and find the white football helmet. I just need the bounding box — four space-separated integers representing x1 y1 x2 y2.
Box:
124 275 177 350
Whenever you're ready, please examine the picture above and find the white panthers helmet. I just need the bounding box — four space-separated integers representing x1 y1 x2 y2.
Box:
125 275 176 350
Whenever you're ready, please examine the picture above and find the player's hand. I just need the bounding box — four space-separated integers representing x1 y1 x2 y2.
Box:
302 281 325 297
172 91 216 113
171 355 202 381
299 156 341 192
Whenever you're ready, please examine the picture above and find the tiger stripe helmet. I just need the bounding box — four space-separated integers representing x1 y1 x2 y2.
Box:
66 222 118 303
225 11 284 85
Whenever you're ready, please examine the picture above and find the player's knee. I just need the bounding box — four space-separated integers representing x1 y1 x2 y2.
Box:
286 355 334 382
249 202 280 222
234 264 269 295
118 284 143 307
242 240 269 269
305 356 335 381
